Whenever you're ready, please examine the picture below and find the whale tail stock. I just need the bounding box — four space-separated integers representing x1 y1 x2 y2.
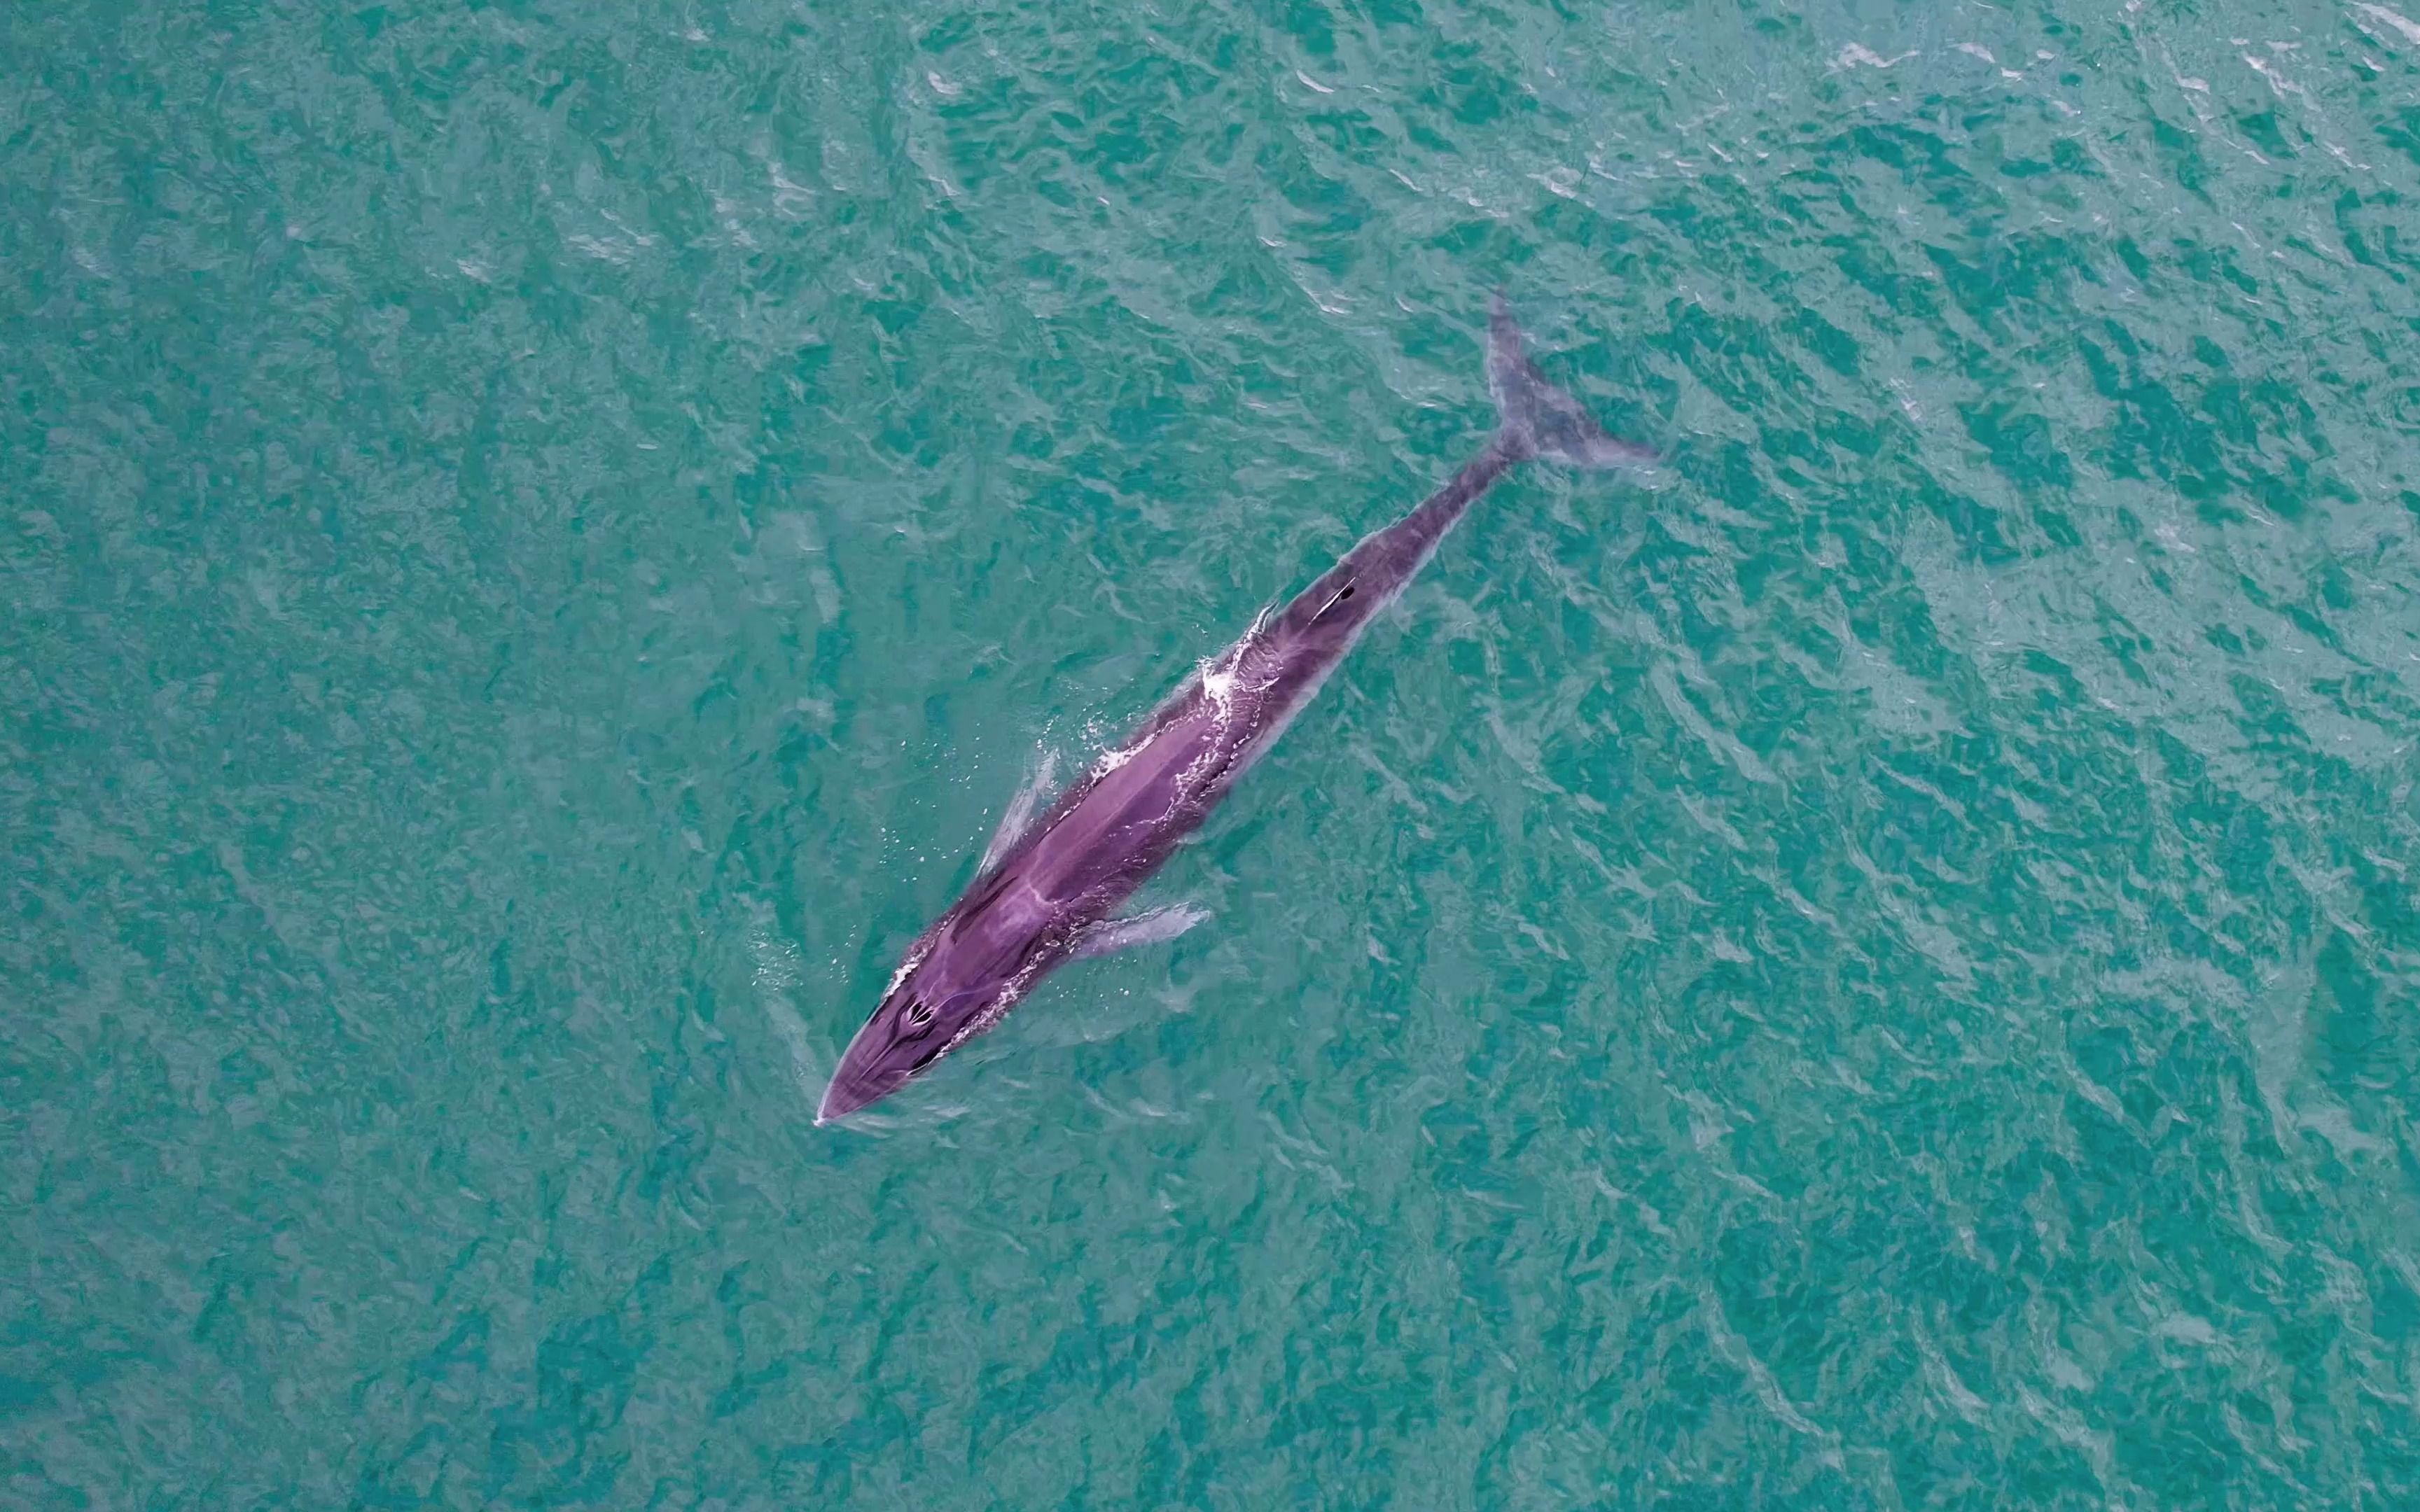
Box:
1485 291 1658 470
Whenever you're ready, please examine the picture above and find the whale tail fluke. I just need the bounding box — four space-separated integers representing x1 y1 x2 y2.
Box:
1486 292 1657 469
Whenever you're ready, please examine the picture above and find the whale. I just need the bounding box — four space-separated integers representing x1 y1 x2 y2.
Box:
818 296 1648 1122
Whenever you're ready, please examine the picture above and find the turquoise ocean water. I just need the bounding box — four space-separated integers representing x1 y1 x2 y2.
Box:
8 0 2420 1504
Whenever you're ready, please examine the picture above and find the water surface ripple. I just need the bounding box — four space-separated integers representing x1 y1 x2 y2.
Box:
4 0 2418 1506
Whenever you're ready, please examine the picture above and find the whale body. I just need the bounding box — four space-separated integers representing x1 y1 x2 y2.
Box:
819 296 1648 1122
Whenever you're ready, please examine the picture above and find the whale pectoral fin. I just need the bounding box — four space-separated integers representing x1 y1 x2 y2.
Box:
1071 904 1210 960
980 748 1059 873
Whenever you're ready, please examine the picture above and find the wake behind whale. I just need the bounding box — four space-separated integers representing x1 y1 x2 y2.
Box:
820 296 1650 1122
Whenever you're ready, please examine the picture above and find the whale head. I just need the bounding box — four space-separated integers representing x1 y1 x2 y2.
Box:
817 908 1034 1123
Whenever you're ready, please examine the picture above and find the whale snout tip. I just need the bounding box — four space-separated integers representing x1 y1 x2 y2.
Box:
816 1068 887 1126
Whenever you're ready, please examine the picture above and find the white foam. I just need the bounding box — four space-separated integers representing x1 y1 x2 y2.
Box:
2354 3 2420 46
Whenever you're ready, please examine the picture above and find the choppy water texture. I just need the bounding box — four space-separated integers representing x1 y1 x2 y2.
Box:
7 0 2420 1505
